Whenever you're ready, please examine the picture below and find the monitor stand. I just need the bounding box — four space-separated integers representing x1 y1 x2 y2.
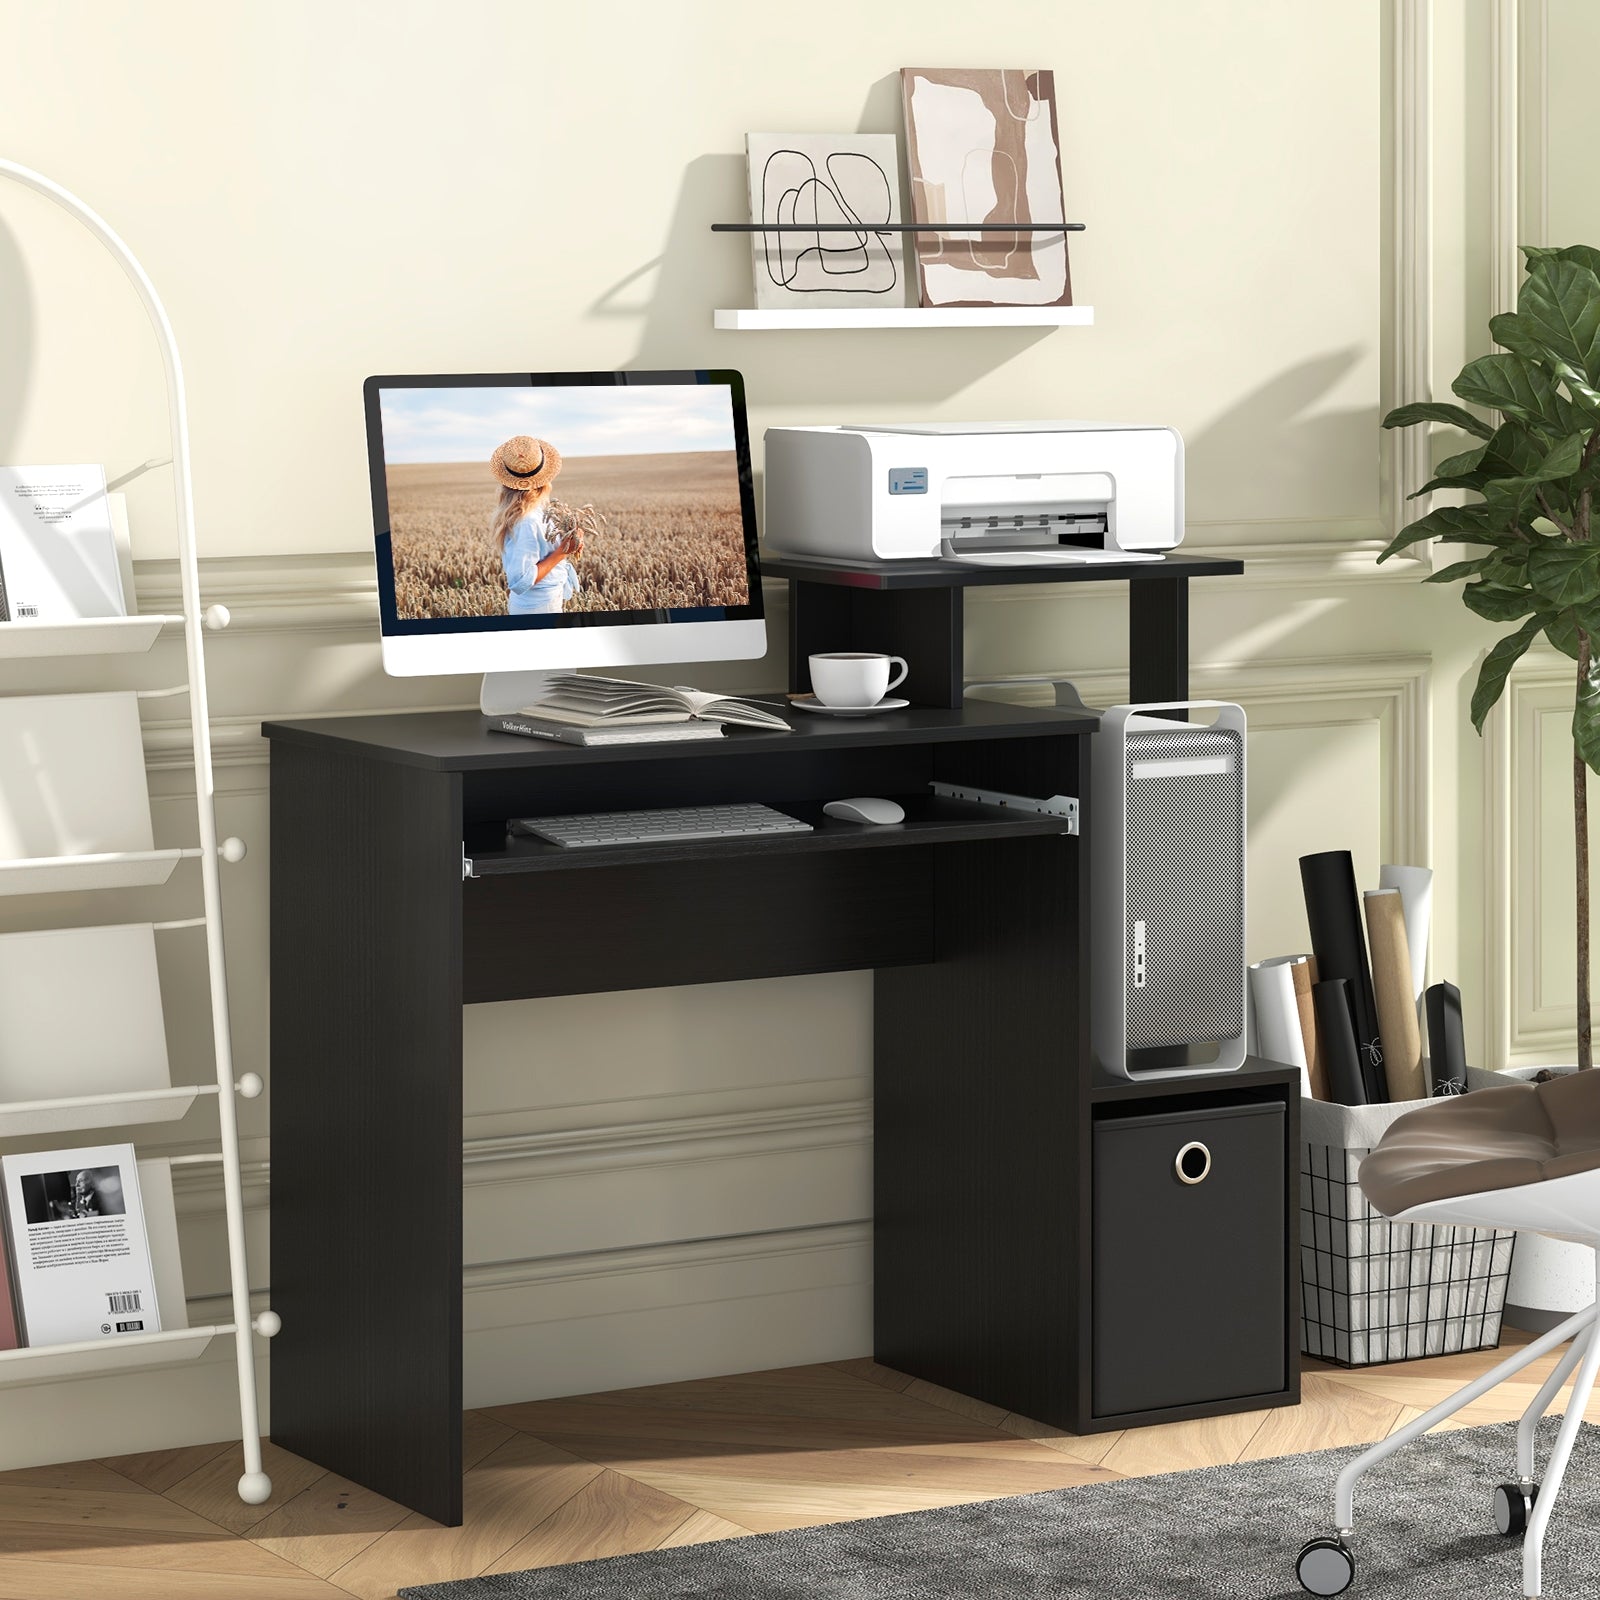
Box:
479 670 562 717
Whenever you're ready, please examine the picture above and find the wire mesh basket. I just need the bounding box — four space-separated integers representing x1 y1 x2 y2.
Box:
1299 1088 1516 1368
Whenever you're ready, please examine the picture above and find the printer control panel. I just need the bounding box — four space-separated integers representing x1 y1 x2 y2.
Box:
887 467 928 495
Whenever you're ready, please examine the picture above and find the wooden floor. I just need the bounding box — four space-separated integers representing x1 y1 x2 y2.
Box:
0 1333 1591 1598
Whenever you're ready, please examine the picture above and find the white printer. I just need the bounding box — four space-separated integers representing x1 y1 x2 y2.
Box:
763 422 1184 566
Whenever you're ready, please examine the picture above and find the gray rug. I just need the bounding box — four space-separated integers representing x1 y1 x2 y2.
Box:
399 1421 1600 1598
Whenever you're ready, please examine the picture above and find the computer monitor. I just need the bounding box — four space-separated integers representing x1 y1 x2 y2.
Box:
362 370 766 712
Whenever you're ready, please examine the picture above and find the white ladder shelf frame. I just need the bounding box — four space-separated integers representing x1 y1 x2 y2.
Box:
0 158 274 1506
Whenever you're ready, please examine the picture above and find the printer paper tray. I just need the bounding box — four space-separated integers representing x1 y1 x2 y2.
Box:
949 549 1164 567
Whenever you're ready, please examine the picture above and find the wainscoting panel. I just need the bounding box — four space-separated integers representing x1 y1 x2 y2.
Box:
461 971 872 1144
1486 649 1592 1066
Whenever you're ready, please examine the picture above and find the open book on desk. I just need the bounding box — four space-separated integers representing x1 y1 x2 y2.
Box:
517 675 790 731
489 674 792 746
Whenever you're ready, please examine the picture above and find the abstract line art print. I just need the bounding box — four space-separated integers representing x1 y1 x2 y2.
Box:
900 68 1072 308
744 134 910 310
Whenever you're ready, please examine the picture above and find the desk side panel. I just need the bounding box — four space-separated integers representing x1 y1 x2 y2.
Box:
874 733 1088 1425
269 741 465 1525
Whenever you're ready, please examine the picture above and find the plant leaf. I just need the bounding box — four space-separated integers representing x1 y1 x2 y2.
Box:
1518 258 1600 384
1524 243 1600 280
1463 582 1544 622
1452 352 1587 435
1471 615 1545 731
1491 316 1597 409
1547 609 1583 661
1544 601 1600 661
1493 303 1600 414
1435 444 1488 477
1480 420 1550 478
1409 438 1527 500
1409 443 1493 499
1539 430 1590 476
1482 429 1591 509
1492 310 1551 361
1484 546 1539 586
1424 556 1495 585
1382 509 1522 560
1528 543 1600 607
1411 473 1489 499
1381 401 1495 439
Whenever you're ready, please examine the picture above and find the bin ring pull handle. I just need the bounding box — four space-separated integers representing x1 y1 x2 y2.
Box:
1175 1141 1212 1185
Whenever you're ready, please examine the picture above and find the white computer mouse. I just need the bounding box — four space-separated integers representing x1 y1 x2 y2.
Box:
823 796 905 826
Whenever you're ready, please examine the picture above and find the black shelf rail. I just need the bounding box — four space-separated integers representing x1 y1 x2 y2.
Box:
712 221 1086 234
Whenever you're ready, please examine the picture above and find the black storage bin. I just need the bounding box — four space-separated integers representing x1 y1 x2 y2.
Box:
1093 1100 1287 1417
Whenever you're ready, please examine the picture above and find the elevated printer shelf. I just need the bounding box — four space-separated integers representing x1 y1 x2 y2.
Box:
764 549 1244 709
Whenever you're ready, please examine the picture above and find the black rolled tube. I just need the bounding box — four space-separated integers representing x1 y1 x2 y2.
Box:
1301 850 1387 1103
1313 978 1368 1106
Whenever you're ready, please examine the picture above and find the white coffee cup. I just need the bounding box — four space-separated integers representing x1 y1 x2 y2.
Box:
809 652 909 709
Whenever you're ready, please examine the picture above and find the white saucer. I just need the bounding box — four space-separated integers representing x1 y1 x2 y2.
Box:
789 695 910 717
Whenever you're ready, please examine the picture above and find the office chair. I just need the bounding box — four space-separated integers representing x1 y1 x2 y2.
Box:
1296 1070 1600 1598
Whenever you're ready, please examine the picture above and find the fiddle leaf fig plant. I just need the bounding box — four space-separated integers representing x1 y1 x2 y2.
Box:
1383 245 1600 1071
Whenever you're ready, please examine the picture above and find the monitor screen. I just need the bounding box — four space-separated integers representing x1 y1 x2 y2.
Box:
364 371 763 641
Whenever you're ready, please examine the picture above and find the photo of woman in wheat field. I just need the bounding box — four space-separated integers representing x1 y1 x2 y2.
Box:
379 386 751 622
487 434 583 615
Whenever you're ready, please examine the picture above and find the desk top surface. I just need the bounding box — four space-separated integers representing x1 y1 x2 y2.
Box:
263 698 1095 772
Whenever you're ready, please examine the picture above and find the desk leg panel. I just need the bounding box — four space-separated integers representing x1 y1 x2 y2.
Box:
1129 574 1190 707
874 826 1086 1426
269 744 465 1525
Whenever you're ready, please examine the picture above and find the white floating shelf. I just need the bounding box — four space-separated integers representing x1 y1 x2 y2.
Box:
0 615 183 659
713 306 1094 331
0 1324 231 1386
0 1083 215 1140
0 848 186 897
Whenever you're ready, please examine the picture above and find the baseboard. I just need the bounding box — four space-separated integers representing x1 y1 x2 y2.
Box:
1504 1303 1572 1335
0 1345 270 1472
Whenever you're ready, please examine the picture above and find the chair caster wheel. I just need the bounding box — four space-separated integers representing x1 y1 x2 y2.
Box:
1297 1538 1356 1596
1493 1481 1537 1536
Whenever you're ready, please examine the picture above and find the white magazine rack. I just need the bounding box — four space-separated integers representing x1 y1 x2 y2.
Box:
0 159 274 1504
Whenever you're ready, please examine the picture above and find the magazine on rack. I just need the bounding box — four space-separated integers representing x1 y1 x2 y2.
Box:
0 1143 161 1346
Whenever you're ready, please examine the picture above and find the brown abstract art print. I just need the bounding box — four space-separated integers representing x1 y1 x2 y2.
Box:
900 67 1072 308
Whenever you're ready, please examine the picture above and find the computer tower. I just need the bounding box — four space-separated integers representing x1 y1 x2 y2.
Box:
1091 702 1247 1079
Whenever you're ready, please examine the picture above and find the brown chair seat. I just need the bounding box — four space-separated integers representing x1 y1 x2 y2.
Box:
1360 1070 1600 1219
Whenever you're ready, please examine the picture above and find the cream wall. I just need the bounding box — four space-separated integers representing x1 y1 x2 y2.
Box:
0 0 1553 1463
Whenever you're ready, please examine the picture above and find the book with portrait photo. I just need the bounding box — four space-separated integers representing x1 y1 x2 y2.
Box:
0 1143 161 1347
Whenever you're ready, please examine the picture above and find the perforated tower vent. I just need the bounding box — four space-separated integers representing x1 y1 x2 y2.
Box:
1123 727 1246 1050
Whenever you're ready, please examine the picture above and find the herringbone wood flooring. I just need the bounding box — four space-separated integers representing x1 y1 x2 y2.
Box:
0 1334 1585 1598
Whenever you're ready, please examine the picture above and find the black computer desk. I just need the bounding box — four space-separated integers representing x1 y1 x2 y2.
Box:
263 559 1297 1527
